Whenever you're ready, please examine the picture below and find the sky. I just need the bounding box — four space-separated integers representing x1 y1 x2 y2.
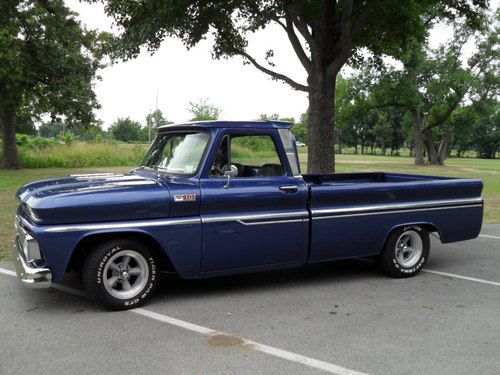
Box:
65 1 497 129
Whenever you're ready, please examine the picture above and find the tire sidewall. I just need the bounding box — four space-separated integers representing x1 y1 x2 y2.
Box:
85 240 158 310
385 225 430 277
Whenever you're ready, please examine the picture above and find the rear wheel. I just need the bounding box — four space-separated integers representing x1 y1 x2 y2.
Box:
377 225 430 278
82 239 159 310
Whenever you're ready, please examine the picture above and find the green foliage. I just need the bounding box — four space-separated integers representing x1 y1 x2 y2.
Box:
15 134 57 149
39 122 66 138
78 124 104 142
342 11 499 162
0 141 148 168
58 131 76 146
259 113 280 121
13 113 37 136
188 99 221 121
146 109 171 128
0 0 111 168
93 133 105 143
109 117 144 142
471 100 500 159
144 109 172 141
292 125 308 143
99 0 487 173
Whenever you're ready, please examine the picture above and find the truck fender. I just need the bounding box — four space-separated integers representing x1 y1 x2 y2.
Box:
68 229 178 276
379 222 442 254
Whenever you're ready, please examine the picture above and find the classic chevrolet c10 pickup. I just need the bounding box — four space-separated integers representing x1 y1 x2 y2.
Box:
13 121 484 309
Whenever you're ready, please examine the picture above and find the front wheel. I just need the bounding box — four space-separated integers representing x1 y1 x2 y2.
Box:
82 239 159 310
376 225 430 278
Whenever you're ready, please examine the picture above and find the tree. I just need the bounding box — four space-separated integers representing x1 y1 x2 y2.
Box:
358 12 498 165
100 0 486 173
109 117 143 142
188 99 221 121
39 121 66 138
145 109 172 142
0 0 108 168
471 100 499 159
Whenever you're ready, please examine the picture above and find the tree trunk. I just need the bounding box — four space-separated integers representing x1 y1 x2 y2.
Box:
381 140 386 156
1 108 21 169
411 109 424 165
423 129 438 165
437 128 453 165
307 74 336 174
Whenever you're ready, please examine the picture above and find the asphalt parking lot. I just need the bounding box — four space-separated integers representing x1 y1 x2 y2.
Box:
1 225 499 375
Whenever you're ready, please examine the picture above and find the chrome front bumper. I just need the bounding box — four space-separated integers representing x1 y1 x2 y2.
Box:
13 240 52 288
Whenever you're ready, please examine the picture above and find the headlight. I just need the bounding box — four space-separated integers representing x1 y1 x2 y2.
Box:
23 204 39 221
17 223 42 262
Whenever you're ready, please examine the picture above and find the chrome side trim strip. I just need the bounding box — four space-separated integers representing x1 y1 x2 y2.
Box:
311 197 482 216
44 217 200 233
236 218 306 226
201 211 308 224
313 204 483 221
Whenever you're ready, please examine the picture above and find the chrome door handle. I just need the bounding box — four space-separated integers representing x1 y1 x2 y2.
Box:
279 185 299 193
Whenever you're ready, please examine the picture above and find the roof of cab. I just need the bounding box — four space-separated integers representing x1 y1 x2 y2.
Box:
157 120 293 131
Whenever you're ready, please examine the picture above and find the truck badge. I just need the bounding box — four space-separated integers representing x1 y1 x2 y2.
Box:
174 194 197 202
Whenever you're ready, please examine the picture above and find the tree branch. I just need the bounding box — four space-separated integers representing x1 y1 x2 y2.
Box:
274 12 311 73
325 0 353 77
234 49 309 92
326 0 376 78
286 7 316 49
422 95 466 132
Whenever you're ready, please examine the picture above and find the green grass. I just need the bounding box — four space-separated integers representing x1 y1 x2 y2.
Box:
1 154 499 261
8 142 149 168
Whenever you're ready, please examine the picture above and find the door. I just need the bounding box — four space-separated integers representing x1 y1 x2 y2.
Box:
200 131 308 273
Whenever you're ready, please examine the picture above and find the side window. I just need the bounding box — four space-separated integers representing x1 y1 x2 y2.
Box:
209 135 229 177
210 134 285 178
232 135 284 177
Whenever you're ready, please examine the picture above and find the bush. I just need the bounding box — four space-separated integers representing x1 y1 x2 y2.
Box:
58 131 76 146
15 134 57 149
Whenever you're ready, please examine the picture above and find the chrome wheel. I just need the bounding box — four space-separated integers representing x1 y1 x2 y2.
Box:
103 250 149 300
395 230 423 267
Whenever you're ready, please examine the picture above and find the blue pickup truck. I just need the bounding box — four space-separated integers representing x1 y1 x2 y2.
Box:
13 121 484 309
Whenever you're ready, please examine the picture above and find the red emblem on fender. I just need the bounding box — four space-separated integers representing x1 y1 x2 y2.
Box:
174 194 197 202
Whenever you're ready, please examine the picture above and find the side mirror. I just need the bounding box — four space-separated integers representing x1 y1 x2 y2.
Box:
224 165 238 189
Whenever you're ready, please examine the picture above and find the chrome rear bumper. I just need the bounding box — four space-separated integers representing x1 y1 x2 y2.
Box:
13 240 52 288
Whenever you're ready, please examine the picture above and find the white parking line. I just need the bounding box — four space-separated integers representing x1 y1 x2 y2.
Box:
0 266 367 375
479 234 500 240
422 269 500 287
355 258 500 287
0 268 16 277
132 308 366 375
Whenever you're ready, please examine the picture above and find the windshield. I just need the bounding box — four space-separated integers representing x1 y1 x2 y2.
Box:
141 131 210 175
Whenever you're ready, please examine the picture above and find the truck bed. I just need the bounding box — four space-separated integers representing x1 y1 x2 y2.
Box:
303 172 483 263
303 172 452 186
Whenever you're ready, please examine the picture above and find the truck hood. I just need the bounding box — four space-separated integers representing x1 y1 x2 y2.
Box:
16 173 171 225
